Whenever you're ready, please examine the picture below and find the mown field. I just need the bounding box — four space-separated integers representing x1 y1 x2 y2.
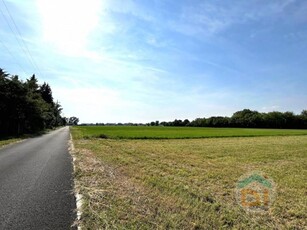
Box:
71 126 307 229
73 126 307 139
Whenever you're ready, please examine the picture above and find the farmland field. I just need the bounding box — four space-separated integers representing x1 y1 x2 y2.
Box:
71 126 307 229
73 126 307 139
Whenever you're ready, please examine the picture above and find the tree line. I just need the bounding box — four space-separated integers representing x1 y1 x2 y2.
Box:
80 109 307 129
152 109 307 129
0 68 78 137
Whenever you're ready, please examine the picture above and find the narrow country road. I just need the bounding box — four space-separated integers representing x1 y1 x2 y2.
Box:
0 127 76 229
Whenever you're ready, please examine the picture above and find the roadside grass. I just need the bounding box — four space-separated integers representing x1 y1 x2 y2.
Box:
73 126 307 139
71 127 307 229
0 137 22 148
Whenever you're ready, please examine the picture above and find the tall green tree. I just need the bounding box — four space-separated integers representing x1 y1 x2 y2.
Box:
40 83 53 105
0 69 66 136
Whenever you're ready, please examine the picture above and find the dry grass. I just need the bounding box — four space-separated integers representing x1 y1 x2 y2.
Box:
72 132 307 229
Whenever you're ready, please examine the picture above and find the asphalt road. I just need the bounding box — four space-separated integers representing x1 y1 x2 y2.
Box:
0 127 76 229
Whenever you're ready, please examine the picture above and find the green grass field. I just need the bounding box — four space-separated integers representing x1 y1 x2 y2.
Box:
71 127 307 229
74 125 307 139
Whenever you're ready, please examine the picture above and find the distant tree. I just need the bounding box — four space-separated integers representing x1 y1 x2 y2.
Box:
301 110 307 117
300 110 307 128
206 116 230 127
183 119 190 126
282 111 299 129
263 112 287 128
158 109 307 129
231 109 263 128
160 121 167 126
61 117 68 126
52 102 63 126
173 119 183 126
190 118 206 127
68 116 79 126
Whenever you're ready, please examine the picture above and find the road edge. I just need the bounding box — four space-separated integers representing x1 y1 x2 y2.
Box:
0 138 26 149
69 129 83 230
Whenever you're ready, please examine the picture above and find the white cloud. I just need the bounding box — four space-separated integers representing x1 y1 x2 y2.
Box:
53 87 142 122
261 106 281 112
169 0 299 38
105 0 154 22
53 85 203 123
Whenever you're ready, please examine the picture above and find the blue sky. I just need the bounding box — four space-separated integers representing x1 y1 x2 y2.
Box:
1 0 306 123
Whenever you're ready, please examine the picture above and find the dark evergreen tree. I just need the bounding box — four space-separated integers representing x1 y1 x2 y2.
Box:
0 68 66 137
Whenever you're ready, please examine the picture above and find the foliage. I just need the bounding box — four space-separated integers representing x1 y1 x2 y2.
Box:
0 68 66 136
153 109 307 129
68 116 79 126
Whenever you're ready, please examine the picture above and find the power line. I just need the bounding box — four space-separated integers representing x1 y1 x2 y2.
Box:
0 39 28 75
0 0 44 79
0 5 35 75
0 7 31 74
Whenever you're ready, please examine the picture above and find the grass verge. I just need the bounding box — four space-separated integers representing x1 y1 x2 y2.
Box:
71 127 307 229
0 137 23 148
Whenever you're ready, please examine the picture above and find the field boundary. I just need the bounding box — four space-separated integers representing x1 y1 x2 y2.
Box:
69 132 83 230
74 126 307 140
84 133 307 140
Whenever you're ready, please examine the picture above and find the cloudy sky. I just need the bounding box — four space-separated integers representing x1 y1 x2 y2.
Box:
0 0 306 123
